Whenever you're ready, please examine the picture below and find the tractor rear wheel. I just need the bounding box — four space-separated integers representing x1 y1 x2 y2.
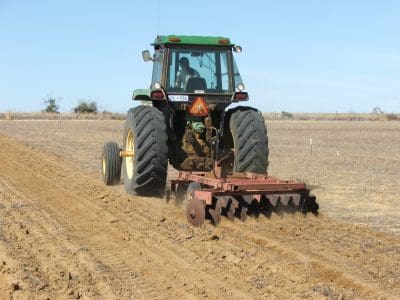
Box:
229 107 269 174
102 142 121 185
122 106 168 196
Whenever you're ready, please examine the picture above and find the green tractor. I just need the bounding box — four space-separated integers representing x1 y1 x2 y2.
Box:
102 35 269 197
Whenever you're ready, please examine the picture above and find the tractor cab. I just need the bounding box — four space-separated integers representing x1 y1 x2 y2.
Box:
137 35 247 104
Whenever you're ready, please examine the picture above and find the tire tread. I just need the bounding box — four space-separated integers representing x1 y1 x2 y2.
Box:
123 106 168 196
229 107 269 174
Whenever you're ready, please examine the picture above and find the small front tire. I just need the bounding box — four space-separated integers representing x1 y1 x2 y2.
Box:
102 142 121 185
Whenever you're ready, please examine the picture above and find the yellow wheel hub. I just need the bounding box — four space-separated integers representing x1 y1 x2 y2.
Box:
125 130 135 179
102 155 106 175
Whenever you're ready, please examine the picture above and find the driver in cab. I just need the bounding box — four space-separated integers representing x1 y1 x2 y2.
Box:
175 57 200 88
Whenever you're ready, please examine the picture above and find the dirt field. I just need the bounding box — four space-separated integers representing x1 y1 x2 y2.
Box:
0 119 399 299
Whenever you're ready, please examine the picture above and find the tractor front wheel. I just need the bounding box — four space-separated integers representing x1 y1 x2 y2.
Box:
102 142 121 185
122 106 168 196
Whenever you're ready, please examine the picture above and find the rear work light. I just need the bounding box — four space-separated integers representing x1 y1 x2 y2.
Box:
233 92 249 101
151 90 165 100
169 37 181 42
218 39 230 44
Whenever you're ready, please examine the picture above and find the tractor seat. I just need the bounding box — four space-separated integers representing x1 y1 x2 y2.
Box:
185 77 207 93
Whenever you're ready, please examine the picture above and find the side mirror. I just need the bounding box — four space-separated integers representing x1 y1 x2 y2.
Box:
142 50 153 62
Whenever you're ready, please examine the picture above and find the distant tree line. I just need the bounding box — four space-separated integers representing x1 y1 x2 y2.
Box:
42 97 98 114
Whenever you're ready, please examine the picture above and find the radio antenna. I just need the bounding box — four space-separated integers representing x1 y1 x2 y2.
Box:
156 0 160 36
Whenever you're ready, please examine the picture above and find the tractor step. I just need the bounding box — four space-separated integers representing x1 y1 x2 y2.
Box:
168 172 318 227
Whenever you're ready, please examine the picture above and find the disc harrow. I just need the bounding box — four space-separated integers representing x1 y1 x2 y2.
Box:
169 171 319 227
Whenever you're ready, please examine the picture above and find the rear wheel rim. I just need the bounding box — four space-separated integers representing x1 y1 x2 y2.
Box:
102 155 106 175
125 130 135 179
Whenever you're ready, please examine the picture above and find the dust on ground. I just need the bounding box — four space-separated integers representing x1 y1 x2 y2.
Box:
0 120 399 299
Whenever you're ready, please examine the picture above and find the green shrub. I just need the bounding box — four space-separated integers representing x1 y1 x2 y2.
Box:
42 97 59 113
281 111 293 119
73 100 98 114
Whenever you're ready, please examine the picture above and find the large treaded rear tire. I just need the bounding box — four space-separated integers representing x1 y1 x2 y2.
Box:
229 107 269 174
122 106 168 196
102 142 121 185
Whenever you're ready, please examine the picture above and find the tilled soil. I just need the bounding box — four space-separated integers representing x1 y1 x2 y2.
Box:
0 121 399 299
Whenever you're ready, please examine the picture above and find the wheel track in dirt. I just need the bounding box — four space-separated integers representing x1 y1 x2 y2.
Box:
1 134 400 298
0 135 309 297
0 137 343 298
0 177 115 298
0 142 165 298
0 135 251 298
219 220 398 298
0 162 178 299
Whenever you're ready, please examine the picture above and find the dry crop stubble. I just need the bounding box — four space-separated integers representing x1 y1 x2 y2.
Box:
0 119 399 233
267 120 400 234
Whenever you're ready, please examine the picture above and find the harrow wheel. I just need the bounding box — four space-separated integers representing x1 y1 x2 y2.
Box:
101 142 121 186
186 198 205 227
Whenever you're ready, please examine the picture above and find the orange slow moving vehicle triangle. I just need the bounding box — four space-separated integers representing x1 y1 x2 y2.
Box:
188 96 209 116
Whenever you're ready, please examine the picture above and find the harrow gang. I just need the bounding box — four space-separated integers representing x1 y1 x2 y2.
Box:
169 171 319 227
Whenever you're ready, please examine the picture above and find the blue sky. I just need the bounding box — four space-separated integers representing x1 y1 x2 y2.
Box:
1 0 399 113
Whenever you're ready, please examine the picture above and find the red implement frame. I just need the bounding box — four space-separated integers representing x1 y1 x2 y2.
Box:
170 171 308 205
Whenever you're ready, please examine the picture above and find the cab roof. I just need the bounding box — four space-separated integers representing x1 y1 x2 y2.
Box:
152 35 234 47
